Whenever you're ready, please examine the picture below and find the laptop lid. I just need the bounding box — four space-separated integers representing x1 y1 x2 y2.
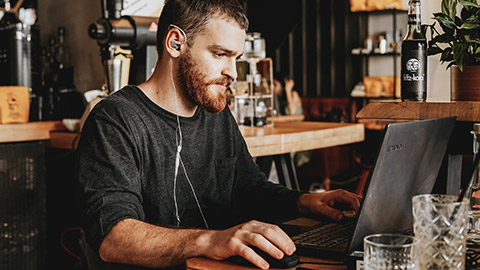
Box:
347 116 456 254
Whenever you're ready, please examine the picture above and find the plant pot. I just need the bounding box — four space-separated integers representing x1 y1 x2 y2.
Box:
451 65 480 101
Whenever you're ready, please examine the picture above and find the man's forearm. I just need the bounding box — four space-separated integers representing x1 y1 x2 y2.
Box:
98 218 213 268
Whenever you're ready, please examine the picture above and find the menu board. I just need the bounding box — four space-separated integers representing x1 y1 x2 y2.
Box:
122 0 164 17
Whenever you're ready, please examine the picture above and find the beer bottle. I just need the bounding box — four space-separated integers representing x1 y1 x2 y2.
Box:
401 0 427 101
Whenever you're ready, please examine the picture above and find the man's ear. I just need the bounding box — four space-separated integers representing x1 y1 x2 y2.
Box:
165 28 185 58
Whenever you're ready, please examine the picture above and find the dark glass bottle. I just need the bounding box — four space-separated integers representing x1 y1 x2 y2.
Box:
401 0 427 101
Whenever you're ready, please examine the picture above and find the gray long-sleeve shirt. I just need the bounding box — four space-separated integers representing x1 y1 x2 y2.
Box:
76 86 303 253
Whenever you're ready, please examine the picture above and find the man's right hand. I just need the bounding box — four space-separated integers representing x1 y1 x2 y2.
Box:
197 220 296 269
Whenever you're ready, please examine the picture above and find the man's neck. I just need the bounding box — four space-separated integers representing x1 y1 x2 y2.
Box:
138 59 197 117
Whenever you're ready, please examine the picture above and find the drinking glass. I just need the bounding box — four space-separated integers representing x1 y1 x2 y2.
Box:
363 233 418 270
412 194 469 270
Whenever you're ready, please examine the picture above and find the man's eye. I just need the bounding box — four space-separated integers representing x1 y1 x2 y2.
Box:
214 52 225 58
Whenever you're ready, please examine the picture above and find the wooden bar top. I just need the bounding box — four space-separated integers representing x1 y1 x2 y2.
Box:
186 256 347 270
356 100 480 122
240 121 364 157
0 121 65 143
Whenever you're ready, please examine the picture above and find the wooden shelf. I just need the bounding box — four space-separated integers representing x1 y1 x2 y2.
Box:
0 121 66 143
356 101 480 122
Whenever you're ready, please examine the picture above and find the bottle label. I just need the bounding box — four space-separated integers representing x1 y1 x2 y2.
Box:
408 14 420 25
403 58 424 82
401 42 427 100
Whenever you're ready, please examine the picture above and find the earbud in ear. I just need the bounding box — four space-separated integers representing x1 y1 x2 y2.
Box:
171 40 181 51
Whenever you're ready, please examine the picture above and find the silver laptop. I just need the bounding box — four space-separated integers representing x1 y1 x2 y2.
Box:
280 117 457 260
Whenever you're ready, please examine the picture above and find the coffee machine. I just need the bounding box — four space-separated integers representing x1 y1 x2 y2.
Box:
88 0 158 93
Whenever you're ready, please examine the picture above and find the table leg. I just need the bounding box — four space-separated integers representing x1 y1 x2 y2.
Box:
273 154 300 190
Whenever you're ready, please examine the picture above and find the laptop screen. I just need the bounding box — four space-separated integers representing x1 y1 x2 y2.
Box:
348 117 456 253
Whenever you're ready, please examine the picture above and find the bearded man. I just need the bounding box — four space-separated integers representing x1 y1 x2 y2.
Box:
76 0 360 269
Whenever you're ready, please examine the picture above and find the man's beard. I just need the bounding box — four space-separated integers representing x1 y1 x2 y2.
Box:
177 50 232 113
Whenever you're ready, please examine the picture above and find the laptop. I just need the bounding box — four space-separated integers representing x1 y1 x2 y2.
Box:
280 117 457 260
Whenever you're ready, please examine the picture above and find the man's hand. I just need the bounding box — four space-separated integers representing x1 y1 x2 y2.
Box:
297 190 362 222
198 220 295 269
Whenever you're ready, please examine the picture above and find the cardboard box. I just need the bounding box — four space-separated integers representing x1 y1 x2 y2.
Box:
0 86 30 124
349 0 405 12
363 76 400 98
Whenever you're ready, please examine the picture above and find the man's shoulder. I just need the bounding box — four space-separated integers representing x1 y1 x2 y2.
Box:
92 86 143 115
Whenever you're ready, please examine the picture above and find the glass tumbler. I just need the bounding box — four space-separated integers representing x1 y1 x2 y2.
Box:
412 194 469 270
363 234 418 270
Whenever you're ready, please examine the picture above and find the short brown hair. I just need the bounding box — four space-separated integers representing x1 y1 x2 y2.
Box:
156 0 249 59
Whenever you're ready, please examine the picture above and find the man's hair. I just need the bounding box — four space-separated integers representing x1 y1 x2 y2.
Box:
156 0 249 59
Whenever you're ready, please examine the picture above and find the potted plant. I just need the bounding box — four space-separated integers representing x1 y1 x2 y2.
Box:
428 0 480 100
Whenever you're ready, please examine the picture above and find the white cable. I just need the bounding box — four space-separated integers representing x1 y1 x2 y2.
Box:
180 156 209 229
170 57 209 229
171 57 182 227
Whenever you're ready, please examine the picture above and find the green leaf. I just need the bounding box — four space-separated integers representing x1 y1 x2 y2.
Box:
476 47 480 54
440 21 455 35
441 47 454 62
460 15 480 29
431 33 454 44
446 61 457 69
459 0 480 9
433 13 458 29
465 35 480 44
442 0 453 17
428 46 444 56
442 0 458 20
453 43 469 71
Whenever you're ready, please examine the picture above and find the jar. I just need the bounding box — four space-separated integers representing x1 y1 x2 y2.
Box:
243 32 266 59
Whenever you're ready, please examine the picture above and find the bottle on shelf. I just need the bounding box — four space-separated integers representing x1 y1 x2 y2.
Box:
400 0 427 101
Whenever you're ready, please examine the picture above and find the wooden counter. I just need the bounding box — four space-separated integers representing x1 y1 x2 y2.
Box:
186 256 347 270
356 100 480 122
0 121 65 143
240 121 364 157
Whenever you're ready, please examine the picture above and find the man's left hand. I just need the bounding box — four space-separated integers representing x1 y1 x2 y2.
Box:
297 190 362 222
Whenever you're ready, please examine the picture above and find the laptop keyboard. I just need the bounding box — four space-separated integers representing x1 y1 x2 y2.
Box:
291 217 356 248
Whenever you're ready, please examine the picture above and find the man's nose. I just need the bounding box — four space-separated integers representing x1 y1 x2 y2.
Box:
222 58 237 81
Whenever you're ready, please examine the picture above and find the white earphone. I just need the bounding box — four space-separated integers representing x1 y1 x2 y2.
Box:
169 24 187 51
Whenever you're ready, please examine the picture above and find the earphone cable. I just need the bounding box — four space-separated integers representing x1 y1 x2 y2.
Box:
180 156 209 229
169 57 208 229
171 57 182 226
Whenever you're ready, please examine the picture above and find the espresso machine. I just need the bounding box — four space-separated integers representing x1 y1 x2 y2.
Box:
88 0 158 93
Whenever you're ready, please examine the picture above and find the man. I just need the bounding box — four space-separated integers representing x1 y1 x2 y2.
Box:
76 0 361 269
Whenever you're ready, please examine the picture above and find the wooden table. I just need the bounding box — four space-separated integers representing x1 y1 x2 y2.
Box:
186 256 347 270
241 121 364 158
356 100 480 195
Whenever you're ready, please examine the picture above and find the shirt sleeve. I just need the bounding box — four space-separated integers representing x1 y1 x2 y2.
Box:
75 99 145 252
230 125 306 223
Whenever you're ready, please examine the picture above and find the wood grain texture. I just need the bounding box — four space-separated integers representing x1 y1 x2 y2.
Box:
241 121 365 157
186 256 347 270
0 121 65 143
356 101 480 122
